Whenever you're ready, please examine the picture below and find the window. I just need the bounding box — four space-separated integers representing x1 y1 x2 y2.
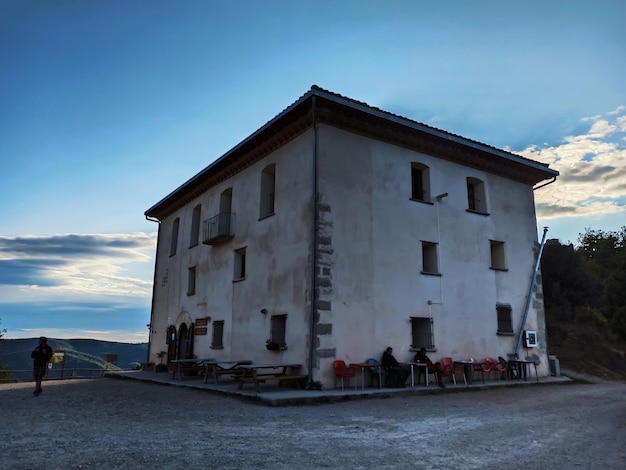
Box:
411 317 434 349
260 164 275 219
270 314 287 347
496 304 513 334
211 320 224 348
490 240 507 270
190 204 201 247
170 218 180 256
410 162 430 202
217 188 234 237
234 247 246 280
467 177 488 213
421 241 439 274
203 189 235 244
187 266 196 296
220 188 232 218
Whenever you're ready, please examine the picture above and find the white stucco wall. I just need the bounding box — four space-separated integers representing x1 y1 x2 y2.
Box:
316 125 548 385
149 131 315 370
148 122 550 388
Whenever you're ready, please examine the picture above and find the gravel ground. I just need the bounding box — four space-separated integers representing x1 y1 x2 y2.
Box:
1 374 625 470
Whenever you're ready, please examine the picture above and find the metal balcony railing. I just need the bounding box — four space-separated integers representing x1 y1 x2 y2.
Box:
202 212 235 245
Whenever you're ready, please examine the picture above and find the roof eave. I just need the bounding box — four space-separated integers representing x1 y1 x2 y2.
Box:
145 87 558 220
144 90 317 219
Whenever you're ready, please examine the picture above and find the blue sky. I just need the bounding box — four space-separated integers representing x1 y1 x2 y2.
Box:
1 0 625 342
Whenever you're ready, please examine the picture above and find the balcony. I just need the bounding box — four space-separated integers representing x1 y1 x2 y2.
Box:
202 212 235 245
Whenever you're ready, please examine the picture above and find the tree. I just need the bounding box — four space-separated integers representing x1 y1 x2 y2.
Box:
576 227 626 339
541 239 599 322
577 227 626 284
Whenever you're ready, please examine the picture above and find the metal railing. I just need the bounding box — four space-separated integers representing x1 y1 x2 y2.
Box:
0 367 129 383
202 212 235 245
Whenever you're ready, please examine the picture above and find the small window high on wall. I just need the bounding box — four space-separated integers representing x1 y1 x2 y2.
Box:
211 320 224 348
170 217 180 256
260 164 275 219
466 177 488 214
234 247 246 281
490 240 507 270
190 204 201 247
270 314 287 347
187 266 196 296
421 241 439 274
496 304 513 334
411 162 430 202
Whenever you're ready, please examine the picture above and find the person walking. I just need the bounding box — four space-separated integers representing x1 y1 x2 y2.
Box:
31 336 53 396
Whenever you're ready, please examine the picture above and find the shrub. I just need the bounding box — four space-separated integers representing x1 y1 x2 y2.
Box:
574 306 607 326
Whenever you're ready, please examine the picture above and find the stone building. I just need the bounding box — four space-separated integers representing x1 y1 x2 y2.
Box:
144 86 558 388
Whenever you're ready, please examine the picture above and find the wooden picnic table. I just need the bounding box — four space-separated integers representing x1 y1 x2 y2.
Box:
203 359 253 384
170 358 214 380
234 363 306 392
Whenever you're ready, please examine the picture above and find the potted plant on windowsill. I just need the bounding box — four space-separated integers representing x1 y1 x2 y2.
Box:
266 340 281 350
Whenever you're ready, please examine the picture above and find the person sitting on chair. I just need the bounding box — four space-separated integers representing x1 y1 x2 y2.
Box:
414 347 446 388
381 347 410 387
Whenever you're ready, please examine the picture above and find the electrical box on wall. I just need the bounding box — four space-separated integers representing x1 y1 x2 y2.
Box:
523 330 538 348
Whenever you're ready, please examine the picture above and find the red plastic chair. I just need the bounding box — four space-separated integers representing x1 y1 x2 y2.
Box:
469 357 487 383
441 357 466 385
484 357 507 380
333 360 357 390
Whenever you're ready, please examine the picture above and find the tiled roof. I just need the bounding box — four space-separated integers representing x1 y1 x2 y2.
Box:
306 84 553 170
145 86 558 219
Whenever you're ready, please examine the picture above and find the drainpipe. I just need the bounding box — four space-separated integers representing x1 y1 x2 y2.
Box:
434 192 448 304
533 176 556 191
307 96 319 386
514 226 549 356
145 215 161 365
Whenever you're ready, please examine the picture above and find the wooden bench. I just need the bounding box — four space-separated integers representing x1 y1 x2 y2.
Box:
236 373 308 392
234 364 304 392
170 359 213 380
204 360 253 384
207 367 237 383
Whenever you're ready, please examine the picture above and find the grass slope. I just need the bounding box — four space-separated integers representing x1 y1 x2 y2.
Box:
547 323 626 382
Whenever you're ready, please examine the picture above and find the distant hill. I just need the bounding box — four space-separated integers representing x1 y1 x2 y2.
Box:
0 338 148 381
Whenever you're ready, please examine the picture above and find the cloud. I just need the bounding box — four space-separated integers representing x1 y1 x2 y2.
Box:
5 327 148 343
0 258 65 286
0 233 154 259
518 106 626 221
608 105 626 116
558 164 617 182
0 232 156 304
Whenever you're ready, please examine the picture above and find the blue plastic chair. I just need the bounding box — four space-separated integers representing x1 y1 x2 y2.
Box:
366 358 384 388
